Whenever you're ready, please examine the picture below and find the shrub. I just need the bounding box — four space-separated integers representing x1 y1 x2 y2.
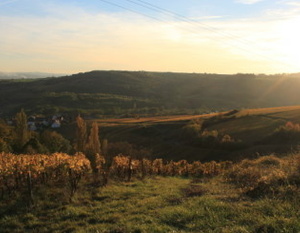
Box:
254 155 282 168
265 121 300 144
224 155 294 198
0 138 11 152
287 154 300 186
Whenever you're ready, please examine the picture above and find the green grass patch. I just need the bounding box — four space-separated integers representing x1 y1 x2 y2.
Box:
0 175 299 232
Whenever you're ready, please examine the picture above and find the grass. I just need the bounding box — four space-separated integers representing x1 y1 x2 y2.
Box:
201 106 300 144
206 115 285 143
0 170 299 233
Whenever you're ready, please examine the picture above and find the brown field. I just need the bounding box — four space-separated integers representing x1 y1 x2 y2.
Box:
94 113 221 126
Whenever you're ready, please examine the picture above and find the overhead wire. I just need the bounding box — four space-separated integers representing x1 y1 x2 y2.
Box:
97 0 161 22
126 0 265 47
124 0 293 68
96 0 294 71
99 0 250 45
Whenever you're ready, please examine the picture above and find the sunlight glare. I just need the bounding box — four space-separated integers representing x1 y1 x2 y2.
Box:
277 16 300 67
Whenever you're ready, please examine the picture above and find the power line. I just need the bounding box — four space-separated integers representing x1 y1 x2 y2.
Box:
126 0 266 47
96 0 294 71
124 0 285 59
97 0 161 22
100 0 248 44
98 0 224 42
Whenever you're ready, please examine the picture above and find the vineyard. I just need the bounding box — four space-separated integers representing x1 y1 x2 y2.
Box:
0 152 300 232
0 152 234 205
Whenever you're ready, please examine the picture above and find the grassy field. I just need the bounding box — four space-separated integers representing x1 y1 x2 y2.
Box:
204 106 300 144
1 173 299 232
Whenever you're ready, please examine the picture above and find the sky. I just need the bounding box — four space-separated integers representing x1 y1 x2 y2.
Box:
0 0 299 74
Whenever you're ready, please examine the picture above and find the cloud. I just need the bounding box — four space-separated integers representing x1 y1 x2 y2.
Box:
264 1 300 19
0 3 299 74
235 0 265 4
283 1 300 6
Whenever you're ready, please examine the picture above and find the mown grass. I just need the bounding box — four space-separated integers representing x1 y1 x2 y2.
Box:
0 159 299 233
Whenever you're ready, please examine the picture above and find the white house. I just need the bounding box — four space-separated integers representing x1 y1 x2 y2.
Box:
51 120 61 128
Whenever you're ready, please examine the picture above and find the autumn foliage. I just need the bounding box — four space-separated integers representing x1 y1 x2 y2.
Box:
1 150 299 204
225 154 300 197
0 152 231 201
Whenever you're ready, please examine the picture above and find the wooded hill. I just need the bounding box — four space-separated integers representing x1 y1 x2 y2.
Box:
1 71 300 117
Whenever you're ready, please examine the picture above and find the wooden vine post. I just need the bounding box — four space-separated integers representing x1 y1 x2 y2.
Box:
127 157 133 182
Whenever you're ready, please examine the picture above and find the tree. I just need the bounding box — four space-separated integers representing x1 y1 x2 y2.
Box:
0 120 13 152
0 119 12 141
85 122 102 174
0 138 11 152
101 139 108 157
23 137 48 154
75 118 105 184
86 122 101 155
14 109 31 152
40 130 71 153
85 122 107 186
75 115 87 152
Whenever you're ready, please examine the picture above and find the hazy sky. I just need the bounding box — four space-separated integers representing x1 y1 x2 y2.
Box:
0 0 299 74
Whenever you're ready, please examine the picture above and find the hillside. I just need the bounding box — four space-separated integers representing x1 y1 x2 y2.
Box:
1 71 300 117
98 106 300 161
54 106 300 162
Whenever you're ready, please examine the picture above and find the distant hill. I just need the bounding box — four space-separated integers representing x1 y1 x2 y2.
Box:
1 70 300 117
0 72 66 80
